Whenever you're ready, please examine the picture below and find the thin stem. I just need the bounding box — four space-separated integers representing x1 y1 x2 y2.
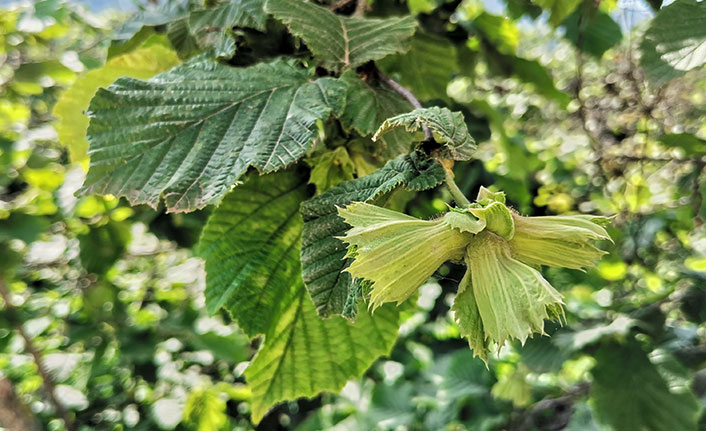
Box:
0 278 75 431
377 70 422 109
376 67 467 205
329 0 354 11
442 162 472 208
376 68 434 141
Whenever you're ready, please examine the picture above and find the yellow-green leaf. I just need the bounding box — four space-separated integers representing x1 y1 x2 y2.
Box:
53 38 179 165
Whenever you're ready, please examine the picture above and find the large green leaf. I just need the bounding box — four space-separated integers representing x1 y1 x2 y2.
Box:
374 107 477 161
265 0 417 72
590 341 700 431
300 152 445 318
379 31 458 101
562 9 622 59
80 57 346 212
197 169 309 336
188 0 267 33
187 0 268 57
245 286 399 423
640 0 706 85
198 170 399 423
338 70 414 157
53 40 180 164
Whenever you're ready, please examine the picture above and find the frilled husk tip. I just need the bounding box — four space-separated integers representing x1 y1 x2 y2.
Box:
453 231 565 362
510 213 612 270
337 202 474 310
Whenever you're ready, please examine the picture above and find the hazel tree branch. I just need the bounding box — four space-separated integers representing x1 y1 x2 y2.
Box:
329 0 355 11
372 67 474 207
375 68 434 142
352 0 368 17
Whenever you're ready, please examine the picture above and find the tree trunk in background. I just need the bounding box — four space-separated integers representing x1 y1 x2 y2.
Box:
0 378 40 431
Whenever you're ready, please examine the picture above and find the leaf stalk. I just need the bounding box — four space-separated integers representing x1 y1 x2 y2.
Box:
441 161 472 208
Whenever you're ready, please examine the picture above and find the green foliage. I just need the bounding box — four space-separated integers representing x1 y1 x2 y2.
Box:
300 152 445 318
338 202 475 309
3 0 706 429
189 0 267 33
183 386 228 431
660 133 706 156
307 146 356 194
199 169 400 422
198 169 309 335
640 0 706 85
531 0 582 26
187 0 268 57
53 39 180 164
265 0 417 72
81 57 346 212
374 107 477 161
338 69 414 157
77 220 131 274
563 9 622 58
591 341 700 431
245 289 400 423
379 31 459 101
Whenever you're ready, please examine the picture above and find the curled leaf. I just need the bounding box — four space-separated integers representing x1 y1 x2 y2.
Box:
373 107 477 161
338 202 473 309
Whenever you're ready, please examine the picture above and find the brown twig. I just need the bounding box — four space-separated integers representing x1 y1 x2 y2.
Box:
608 155 705 164
512 382 591 431
352 0 368 17
0 278 75 431
376 68 434 142
329 0 355 11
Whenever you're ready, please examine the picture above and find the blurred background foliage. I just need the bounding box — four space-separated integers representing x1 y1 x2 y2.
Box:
0 0 705 430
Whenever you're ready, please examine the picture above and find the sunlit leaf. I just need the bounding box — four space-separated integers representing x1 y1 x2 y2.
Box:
640 0 706 85
54 39 180 164
245 288 399 423
198 169 309 336
307 146 356 194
